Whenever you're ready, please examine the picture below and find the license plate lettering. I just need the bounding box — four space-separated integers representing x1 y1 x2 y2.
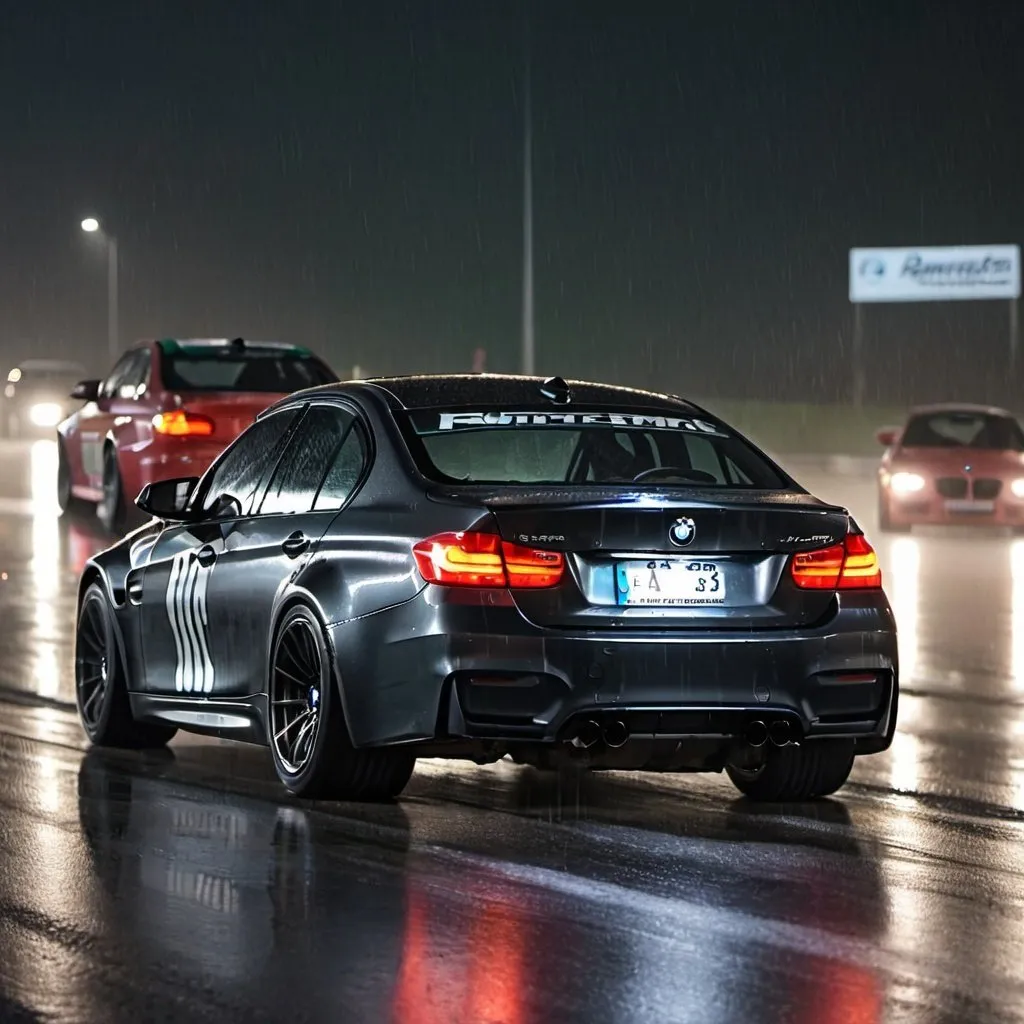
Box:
615 559 727 606
944 499 995 513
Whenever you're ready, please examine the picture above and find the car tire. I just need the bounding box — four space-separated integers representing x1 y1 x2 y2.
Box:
75 581 178 749
267 603 416 802
97 446 127 534
57 440 89 517
726 739 856 802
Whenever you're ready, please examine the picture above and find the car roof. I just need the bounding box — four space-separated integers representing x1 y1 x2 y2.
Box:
316 373 703 413
11 358 86 372
907 402 1018 419
151 337 314 355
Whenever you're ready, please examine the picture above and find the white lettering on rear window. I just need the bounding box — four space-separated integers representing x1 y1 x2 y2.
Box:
434 411 726 435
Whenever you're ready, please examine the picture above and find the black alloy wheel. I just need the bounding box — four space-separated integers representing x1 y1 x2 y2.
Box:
268 603 416 801
75 582 177 748
270 611 327 777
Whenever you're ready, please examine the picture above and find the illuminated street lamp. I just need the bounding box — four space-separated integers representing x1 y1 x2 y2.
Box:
80 216 119 361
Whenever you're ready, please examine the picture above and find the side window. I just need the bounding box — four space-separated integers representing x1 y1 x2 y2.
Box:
260 406 355 516
129 349 151 397
100 353 136 399
313 422 369 511
115 349 150 399
199 408 300 515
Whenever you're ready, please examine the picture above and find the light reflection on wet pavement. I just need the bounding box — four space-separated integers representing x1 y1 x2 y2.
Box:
1 440 1023 1022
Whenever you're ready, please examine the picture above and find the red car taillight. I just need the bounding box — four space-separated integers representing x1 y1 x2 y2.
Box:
790 533 882 590
152 409 215 437
412 531 565 589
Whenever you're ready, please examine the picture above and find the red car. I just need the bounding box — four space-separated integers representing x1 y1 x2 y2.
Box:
57 337 337 532
876 403 1024 532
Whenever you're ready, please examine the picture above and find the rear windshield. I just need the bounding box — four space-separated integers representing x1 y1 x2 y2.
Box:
160 350 336 393
901 412 1024 451
402 408 788 488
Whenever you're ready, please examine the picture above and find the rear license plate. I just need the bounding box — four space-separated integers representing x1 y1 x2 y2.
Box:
945 499 995 513
615 559 726 606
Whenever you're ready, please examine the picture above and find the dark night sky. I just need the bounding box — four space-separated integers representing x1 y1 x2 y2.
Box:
1 0 1023 406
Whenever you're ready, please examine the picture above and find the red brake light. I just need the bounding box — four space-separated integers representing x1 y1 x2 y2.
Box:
413 532 564 589
152 409 215 437
501 540 565 588
791 534 882 590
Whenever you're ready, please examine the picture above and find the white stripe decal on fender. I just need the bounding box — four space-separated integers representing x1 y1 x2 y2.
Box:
164 550 215 694
166 552 188 693
192 559 214 694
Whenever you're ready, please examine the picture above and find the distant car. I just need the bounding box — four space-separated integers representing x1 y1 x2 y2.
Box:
74 374 898 804
2 358 88 438
876 403 1024 532
57 337 337 533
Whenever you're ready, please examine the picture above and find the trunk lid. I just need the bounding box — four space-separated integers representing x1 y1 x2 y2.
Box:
171 391 284 443
429 485 852 630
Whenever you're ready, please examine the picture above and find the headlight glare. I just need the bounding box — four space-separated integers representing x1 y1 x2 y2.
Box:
890 471 926 494
28 402 62 427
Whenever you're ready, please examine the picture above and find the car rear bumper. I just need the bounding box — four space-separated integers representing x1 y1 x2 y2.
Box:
329 589 898 756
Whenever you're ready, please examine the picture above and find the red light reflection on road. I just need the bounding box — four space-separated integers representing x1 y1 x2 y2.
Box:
392 876 527 1024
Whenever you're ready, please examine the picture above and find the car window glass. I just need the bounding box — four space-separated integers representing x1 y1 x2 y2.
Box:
100 353 137 399
901 412 1024 451
260 406 354 515
116 350 150 399
313 422 368 511
199 408 300 515
408 411 785 489
131 349 151 396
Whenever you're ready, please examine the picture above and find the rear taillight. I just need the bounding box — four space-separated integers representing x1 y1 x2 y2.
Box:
413 531 565 589
790 533 882 590
152 409 215 437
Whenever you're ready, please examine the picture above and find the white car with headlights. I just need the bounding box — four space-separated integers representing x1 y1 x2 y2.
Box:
876 403 1024 532
2 358 88 439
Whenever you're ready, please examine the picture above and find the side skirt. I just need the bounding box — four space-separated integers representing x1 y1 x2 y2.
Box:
129 692 270 746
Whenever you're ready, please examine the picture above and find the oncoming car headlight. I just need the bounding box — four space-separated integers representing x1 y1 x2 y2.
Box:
889 471 926 494
1011 478 1024 499
28 402 62 427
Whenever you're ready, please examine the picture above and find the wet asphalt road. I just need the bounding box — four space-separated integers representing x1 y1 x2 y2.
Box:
2 439 1024 1022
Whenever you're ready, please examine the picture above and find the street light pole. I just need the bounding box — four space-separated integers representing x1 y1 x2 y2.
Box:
521 21 535 377
81 217 119 362
107 236 119 361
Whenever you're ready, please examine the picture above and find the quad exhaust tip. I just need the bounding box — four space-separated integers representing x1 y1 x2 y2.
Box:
745 721 768 747
571 719 602 749
769 720 791 747
603 719 629 748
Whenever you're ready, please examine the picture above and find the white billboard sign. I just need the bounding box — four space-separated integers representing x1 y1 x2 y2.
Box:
849 245 1021 303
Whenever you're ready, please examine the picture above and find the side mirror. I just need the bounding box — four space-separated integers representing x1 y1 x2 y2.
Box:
876 427 899 447
136 477 200 520
71 379 101 402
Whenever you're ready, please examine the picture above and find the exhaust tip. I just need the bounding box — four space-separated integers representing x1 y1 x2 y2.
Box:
745 720 768 748
571 719 602 750
603 719 629 748
769 720 791 747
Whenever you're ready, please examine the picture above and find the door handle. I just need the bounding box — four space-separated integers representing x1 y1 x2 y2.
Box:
195 545 217 568
127 575 144 605
282 531 310 558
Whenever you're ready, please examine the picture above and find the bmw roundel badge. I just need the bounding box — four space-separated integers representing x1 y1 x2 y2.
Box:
669 516 696 547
